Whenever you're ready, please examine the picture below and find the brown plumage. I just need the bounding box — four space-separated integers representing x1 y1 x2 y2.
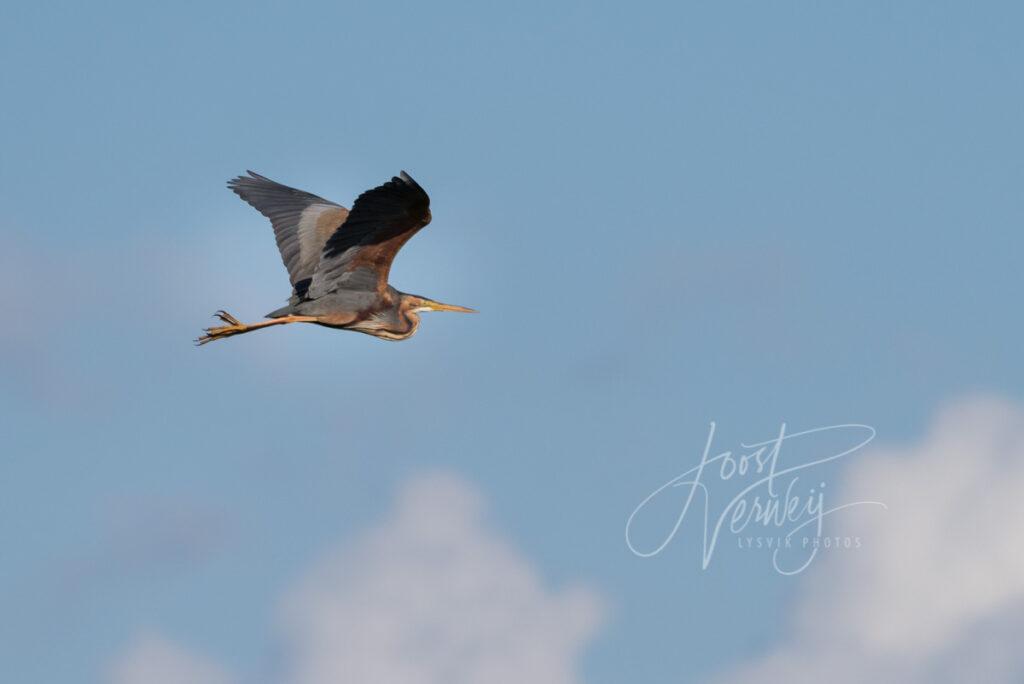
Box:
196 170 475 345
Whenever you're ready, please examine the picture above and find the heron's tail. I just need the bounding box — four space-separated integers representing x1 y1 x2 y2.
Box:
265 304 294 318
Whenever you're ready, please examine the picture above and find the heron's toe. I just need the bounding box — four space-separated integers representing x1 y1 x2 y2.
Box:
214 310 242 326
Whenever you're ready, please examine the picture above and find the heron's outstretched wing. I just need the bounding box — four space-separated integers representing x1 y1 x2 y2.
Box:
227 171 350 289
307 171 431 298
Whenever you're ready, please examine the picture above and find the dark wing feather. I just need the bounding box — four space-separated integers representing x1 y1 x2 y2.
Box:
227 171 349 287
307 171 431 297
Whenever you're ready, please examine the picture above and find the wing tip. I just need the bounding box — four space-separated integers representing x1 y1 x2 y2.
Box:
226 170 275 194
398 170 425 193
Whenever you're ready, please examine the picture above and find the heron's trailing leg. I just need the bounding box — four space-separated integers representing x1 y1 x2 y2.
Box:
196 310 317 345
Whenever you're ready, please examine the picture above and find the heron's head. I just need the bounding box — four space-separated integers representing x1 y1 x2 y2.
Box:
404 294 477 316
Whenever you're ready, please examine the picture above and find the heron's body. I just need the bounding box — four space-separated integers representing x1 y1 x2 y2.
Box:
197 170 474 345
282 286 420 339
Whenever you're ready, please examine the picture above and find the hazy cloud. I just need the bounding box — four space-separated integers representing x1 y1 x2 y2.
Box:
715 395 1024 684
110 635 235 684
111 472 606 684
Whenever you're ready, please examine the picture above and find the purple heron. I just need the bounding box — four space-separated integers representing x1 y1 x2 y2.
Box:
197 170 475 345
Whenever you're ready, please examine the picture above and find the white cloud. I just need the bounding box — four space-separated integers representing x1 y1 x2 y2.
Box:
110 635 235 684
714 395 1024 684
110 472 606 684
280 472 605 684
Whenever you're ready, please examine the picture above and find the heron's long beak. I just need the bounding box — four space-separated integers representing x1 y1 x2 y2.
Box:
421 298 477 313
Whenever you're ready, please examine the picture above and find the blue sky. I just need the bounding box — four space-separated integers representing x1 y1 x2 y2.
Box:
2 2 1023 683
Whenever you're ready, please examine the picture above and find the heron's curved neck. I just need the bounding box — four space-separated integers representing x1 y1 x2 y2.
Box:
400 307 420 337
369 303 418 340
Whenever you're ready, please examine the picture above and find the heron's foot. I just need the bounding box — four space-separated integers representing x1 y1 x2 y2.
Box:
214 310 241 326
195 310 247 345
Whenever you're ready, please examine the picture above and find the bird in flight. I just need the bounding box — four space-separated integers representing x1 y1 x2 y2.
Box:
197 170 475 345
